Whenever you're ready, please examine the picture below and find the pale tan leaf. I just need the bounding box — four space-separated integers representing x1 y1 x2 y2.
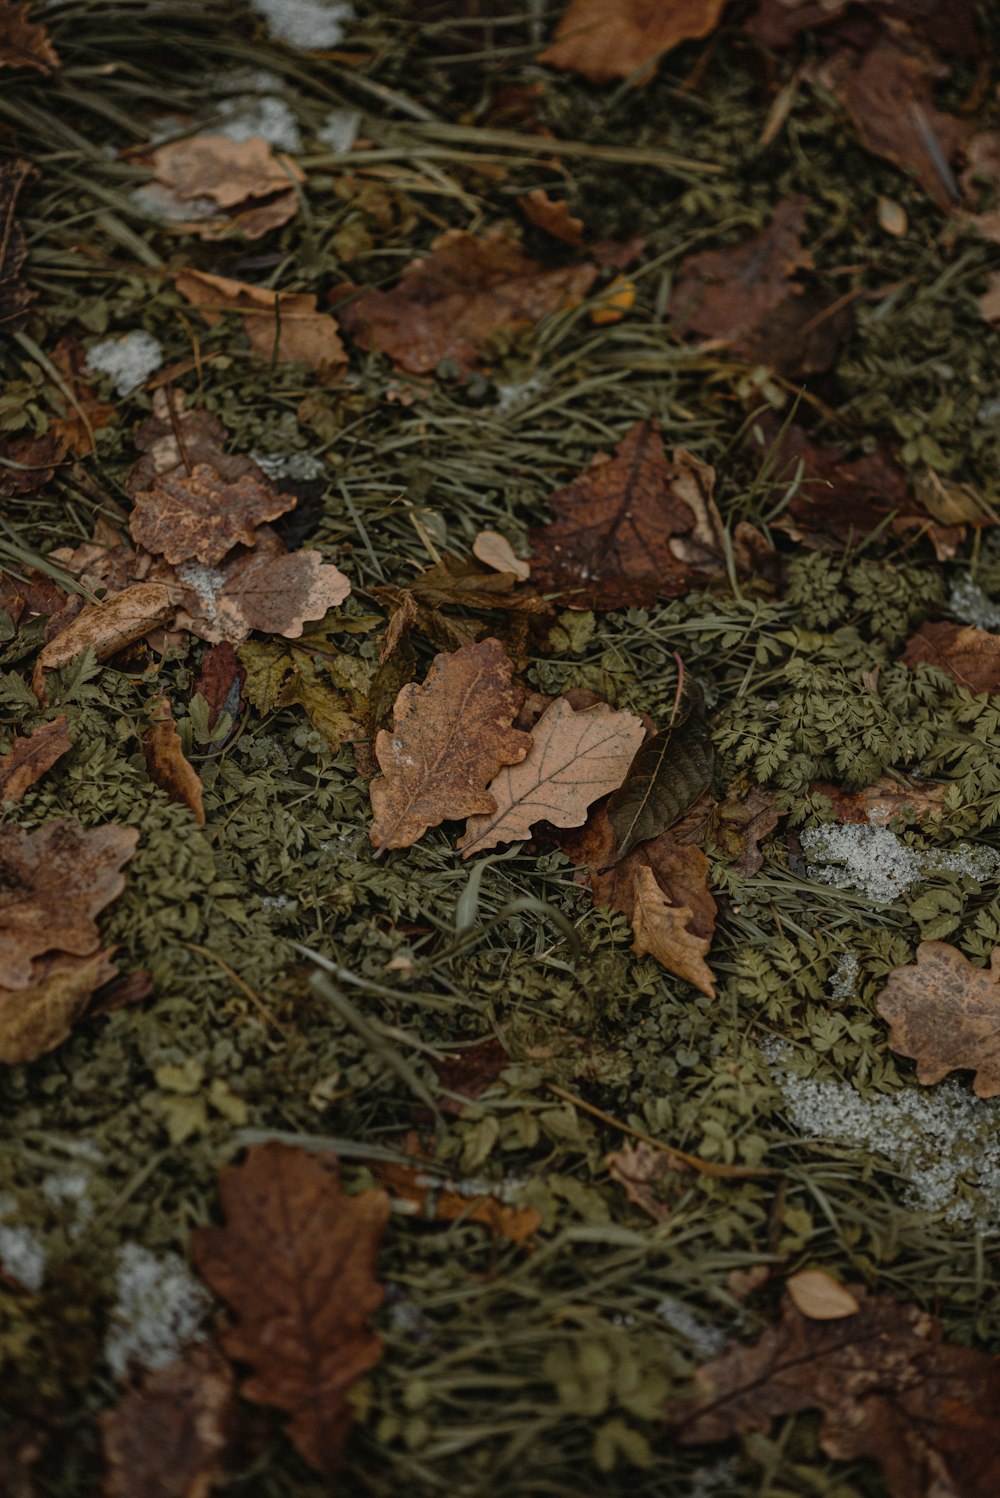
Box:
472 530 530 580
786 1270 860 1321
630 864 715 998
31 583 175 703
150 134 303 208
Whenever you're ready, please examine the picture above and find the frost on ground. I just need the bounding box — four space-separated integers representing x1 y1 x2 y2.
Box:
0 1196 45 1291
765 1041 1000 1231
801 822 1000 905
247 0 353 48
104 1242 209 1379
216 93 302 151
85 330 164 396
828 949 859 1001
949 573 1000 631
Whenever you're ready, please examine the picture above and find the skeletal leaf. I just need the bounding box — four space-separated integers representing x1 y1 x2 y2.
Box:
0 716 71 802
606 676 714 861
876 941 1000 1097
630 864 715 998
458 697 645 858
144 698 206 824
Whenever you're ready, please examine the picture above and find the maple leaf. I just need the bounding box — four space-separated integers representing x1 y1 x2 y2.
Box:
144 697 206 824
539 0 726 85
663 1287 1000 1498
99 1345 234 1498
335 228 597 375
370 637 531 851
529 420 698 609
0 2 59 73
0 159 35 334
0 716 72 803
876 941 1000 1098
901 620 1000 695
193 1142 390 1475
129 461 296 566
175 270 346 372
31 583 175 703
369 1161 541 1245
0 819 138 989
606 675 715 861
458 696 645 858
0 949 118 1066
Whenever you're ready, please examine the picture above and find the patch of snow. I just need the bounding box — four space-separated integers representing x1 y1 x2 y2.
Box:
216 93 301 151
316 107 361 154
0 1204 45 1291
949 574 1000 632
131 182 219 223
828 949 859 1002
105 1243 209 1379
247 0 354 49
85 330 164 396
252 448 325 480
978 397 1000 422
494 374 545 415
653 1294 727 1358
41 1171 93 1237
801 822 1000 905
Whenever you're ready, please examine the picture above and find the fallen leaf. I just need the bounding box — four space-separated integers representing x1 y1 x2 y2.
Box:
606 1140 681 1221
126 390 234 496
786 1269 860 1320
31 583 175 702
176 270 346 373
517 189 584 245
0 949 118 1066
630 863 715 997
370 637 531 851
430 1038 509 1114
176 527 351 644
144 697 206 824
370 1161 540 1244
606 676 714 861
901 621 1000 695
810 775 949 828
0 716 71 803
589 274 636 325
746 0 979 53
275 654 362 753
46 336 117 455
0 819 138 989
711 785 780 876
193 1142 390 1475
99 1345 235 1498
192 642 245 730
143 134 302 240
0 563 66 627
663 1286 1000 1498
0 429 66 499
539 0 726 84
876 941 1000 1098
529 420 697 609
0 1 59 73
335 228 597 375
458 696 645 858
129 461 296 566
0 158 35 332
472 530 531 580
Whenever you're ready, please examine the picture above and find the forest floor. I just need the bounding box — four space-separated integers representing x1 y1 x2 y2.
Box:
4 3 1000 1496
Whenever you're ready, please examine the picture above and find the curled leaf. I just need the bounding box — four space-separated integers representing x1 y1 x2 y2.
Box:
32 583 175 703
144 698 206 824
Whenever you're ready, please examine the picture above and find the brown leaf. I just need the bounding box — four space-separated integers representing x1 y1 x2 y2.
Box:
810 774 949 828
31 583 175 703
606 676 715 861
175 527 351 644
0 949 118 1065
458 696 645 858
129 462 296 566
335 228 597 375
99 1345 235 1498
176 270 346 373
193 1142 390 1475
370 637 531 851
150 135 303 209
0 716 71 803
126 390 234 497
876 942 1000 1098
663 1287 1000 1498
472 530 531 580
606 1141 680 1221
711 785 780 877
517 189 584 246
0 819 138 989
0 429 67 498
901 621 1000 695
144 698 205 824
0 2 59 73
370 1161 540 1244
529 420 697 609
0 158 35 333
746 0 979 53
631 864 715 997
786 1269 860 1321
539 0 726 84
430 1038 509 1115
47 337 117 456
192 642 245 729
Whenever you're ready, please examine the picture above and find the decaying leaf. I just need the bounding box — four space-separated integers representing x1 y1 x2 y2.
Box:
663 1287 1000 1498
605 1141 680 1221
539 0 726 84
517 189 584 246
711 785 780 876
0 715 71 803
130 460 296 566
606 676 714 861
876 941 1000 1098
144 697 205 824
901 620 1000 696
193 1142 390 1475
630 863 715 997
47 336 117 455
0 949 118 1066
370 1161 540 1245
786 1269 860 1321
370 637 531 851
529 420 697 609
430 1038 509 1115
472 530 531 580
810 775 949 828
459 696 645 858
176 270 346 373
99 1345 235 1498
335 228 597 375
142 134 303 240
192 641 245 730
0 818 138 989
0 2 59 74
127 390 236 496
0 159 38 334
31 583 175 702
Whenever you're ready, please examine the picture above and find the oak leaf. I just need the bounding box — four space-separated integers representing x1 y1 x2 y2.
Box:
630 864 715 998
193 1143 390 1475
176 270 346 372
335 228 597 375
370 1161 540 1244
458 696 645 858
129 461 296 566
0 716 71 803
663 1287 1000 1498
0 2 59 73
144 698 206 824
606 677 714 861
0 159 35 333
901 620 1000 696
0 819 138 989
99 1345 235 1498
711 785 779 877
31 583 175 703
876 941 1000 1097
176 527 351 645
539 0 726 85
0 949 118 1066
142 135 303 240
126 390 237 497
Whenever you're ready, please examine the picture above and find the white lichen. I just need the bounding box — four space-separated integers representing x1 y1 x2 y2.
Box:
828 949 859 1002
104 1243 209 1379
85 330 164 396
251 448 325 480
176 560 226 627
41 1171 93 1237
316 107 361 154
247 0 354 48
494 374 546 415
801 822 1000 905
0 1213 45 1291
949 574 1000 632
653 1295 727 1358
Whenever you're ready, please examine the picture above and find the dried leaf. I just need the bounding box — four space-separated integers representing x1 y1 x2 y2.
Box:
144 698 206 824
459 697 645 858
630 864 715 997
129 461 296 565
517 189 584 245
47 337 117 456
901 620 1000 695
430 1038 509 1115
150 135 303 209
539 0 726 84
663 1287 1000 1498
370 637 531 851
370 1161 540 1244
876 941 1000 1098
193 1143 390 1475
276 655 361 753
711 785 780 877
0 2 59 74
606 1141 681 1221
472 530 531 580
0 429 66 499
336 228 597 375
0 716 72 803
176 270 346 373
99 1345 235 1498
0 819 138 989
32 583 175 702
0 158 35 333
786 1270 860 1321
192 642 245 730
0 950 118 1066
606 677 714 861
127 391 233 496
810 775 949 828
529 420 697 609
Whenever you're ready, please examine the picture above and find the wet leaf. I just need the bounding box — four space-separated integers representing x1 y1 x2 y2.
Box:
130 461 296 566
176 270 346 372
0 2 59 74
459 696 644 858
786 1269 860 1321
901 621 1000 695
193 1142 389 1475
144 697 206 824
606 676 714 862
0 949 118 1065
369 1161 540 1244
876 941 1000 1098
192 642 245 731
0 715 71 802
370 637 531 851
539 0 726 84
31 583 175 703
